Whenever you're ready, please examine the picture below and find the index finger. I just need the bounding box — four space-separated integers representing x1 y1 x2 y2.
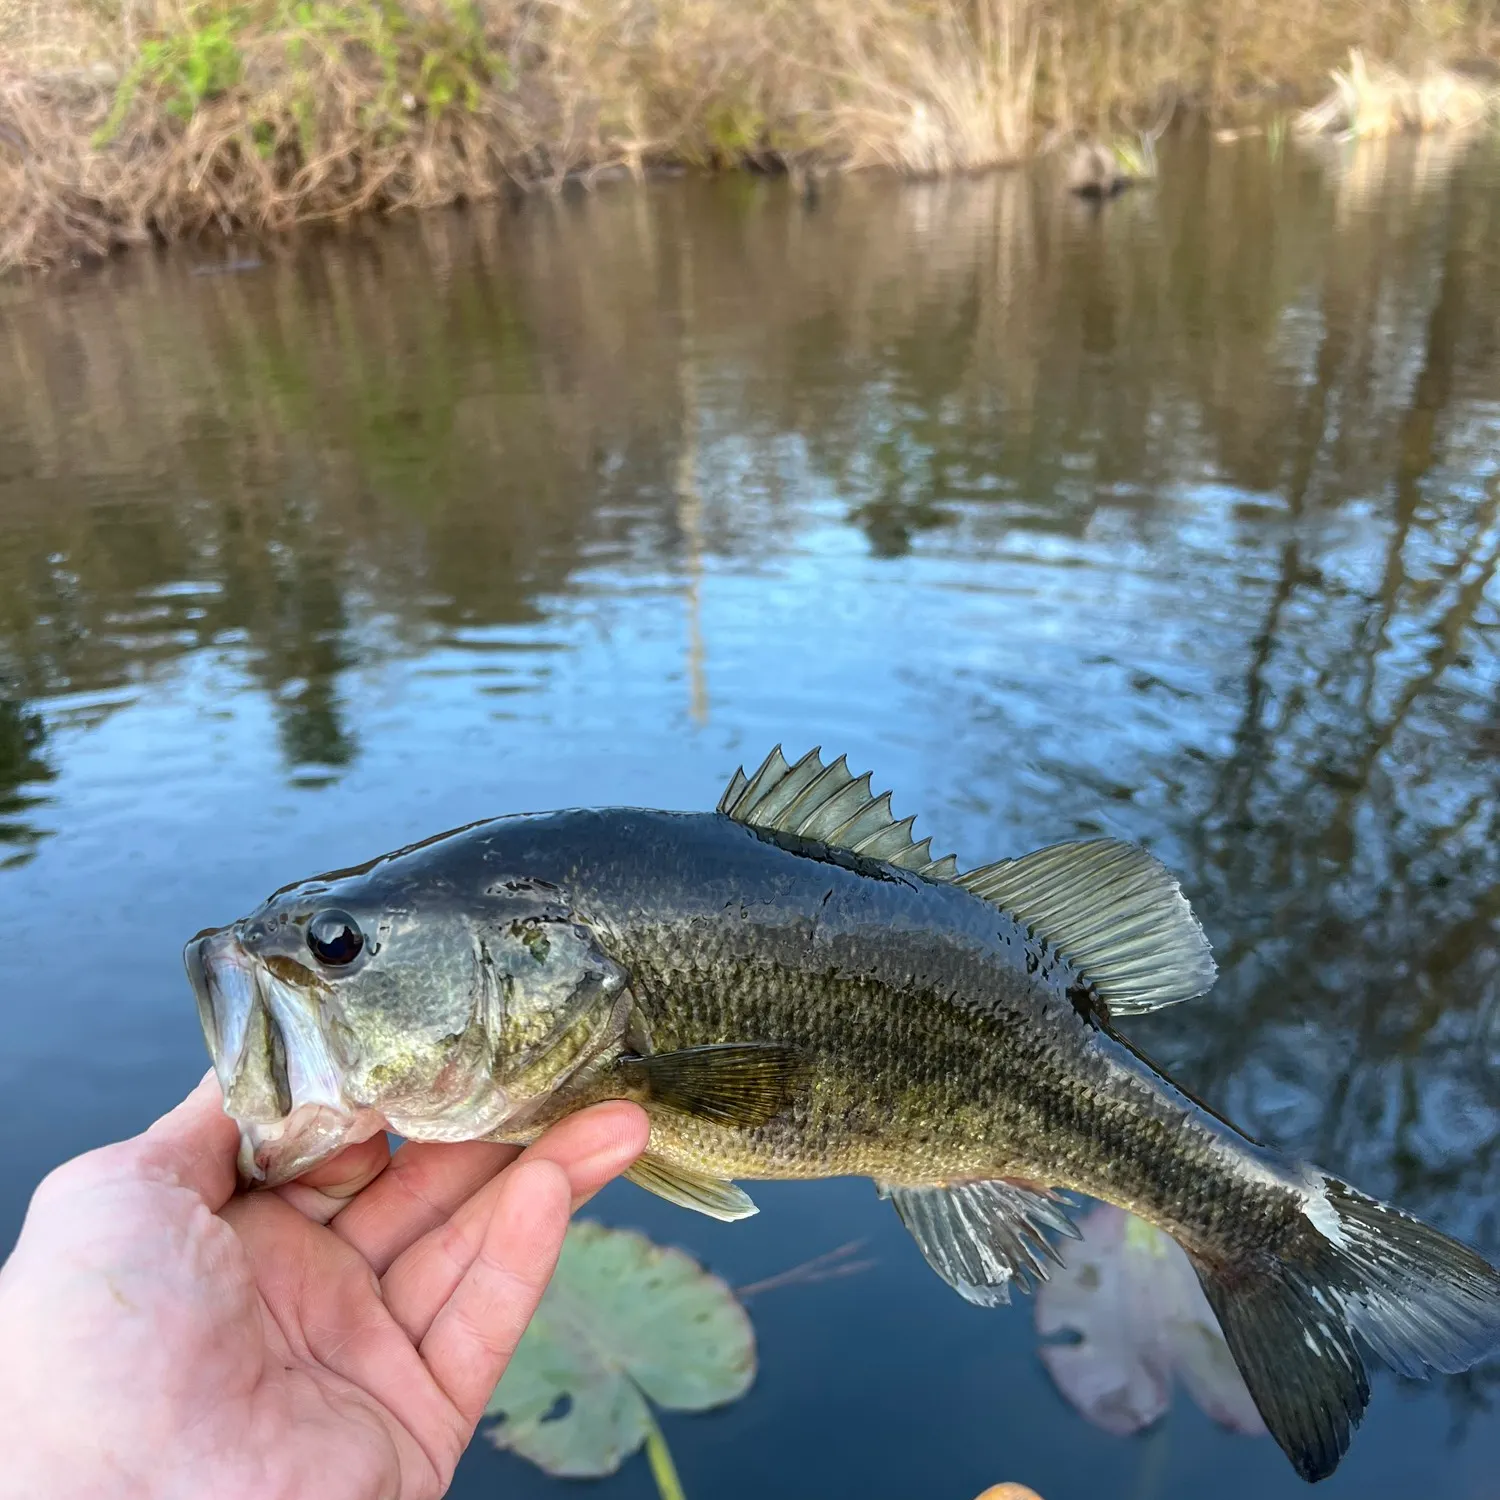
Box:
330 1139 524 1274
380 1103 648 1346
334 1102 648 1276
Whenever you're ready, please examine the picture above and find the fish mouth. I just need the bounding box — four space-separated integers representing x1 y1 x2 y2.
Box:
185 928 384 1186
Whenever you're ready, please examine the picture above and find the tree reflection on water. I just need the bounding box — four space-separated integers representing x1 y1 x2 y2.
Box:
1 136 1497 1429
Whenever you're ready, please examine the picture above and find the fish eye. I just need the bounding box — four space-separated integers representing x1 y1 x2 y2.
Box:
306 909 364 967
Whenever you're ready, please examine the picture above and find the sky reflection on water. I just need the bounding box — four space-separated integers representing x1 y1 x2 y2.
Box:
1 130 1498 1499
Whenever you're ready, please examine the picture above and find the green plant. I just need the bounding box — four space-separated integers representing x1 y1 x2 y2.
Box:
1266 111 1287 160
414 0 496 116
275 0 501 134
95 6 247 144
484 1220 756 1497
703 101 767 161
1110 130 1157 179
94 0 502 152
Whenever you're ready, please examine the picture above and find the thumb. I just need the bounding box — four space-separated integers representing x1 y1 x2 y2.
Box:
131 1069 243 1210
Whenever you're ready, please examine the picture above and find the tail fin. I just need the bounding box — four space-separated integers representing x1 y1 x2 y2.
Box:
1189 1175 1500 1483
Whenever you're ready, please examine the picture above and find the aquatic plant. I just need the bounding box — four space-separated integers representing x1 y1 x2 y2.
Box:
484 1220 755 1496
1035 1204 1265 1439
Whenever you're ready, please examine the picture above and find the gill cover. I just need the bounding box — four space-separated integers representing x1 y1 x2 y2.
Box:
477 905 632 1084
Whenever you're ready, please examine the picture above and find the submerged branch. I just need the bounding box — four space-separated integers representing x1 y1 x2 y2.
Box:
736 1239 876 1300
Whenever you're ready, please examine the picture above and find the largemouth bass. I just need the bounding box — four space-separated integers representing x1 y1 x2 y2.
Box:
185 746 1500 1482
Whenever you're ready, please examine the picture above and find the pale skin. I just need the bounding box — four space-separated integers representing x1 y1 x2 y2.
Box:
0 1073 650 1500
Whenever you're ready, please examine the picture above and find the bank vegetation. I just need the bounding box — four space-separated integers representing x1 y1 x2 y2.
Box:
2 0 1498 272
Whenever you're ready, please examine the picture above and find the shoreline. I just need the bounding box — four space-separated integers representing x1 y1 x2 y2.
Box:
3 1 1498 277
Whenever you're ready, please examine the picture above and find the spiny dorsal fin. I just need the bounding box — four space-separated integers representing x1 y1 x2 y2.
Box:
718 746 958 879
958 840 1216 1014
719 749 1215 1015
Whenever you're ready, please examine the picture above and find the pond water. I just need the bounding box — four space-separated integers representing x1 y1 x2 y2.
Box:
2 129 1499 1500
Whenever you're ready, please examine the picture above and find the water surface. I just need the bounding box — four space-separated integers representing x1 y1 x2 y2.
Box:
2 129 1499 1500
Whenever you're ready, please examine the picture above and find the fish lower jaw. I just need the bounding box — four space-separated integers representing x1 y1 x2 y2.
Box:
239 1102 388 1187
379 1087 514 1144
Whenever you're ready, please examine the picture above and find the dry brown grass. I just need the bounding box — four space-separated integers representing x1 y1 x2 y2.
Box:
2 0 540 270
2 0 1498 274
1296 48 1500 137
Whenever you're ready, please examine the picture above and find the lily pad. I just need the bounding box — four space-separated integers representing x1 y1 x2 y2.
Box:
484 1219 757 1478
1034 1203 1265 1439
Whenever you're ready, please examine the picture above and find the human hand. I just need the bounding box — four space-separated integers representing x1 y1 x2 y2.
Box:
0 1074 649 1500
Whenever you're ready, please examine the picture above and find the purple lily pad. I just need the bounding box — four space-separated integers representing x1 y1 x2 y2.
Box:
1034 1203 1266 1439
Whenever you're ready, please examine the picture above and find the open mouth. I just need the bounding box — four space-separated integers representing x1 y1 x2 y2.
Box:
185 928 383 1185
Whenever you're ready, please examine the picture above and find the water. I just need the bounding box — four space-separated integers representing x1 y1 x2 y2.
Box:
3 129 1499 1499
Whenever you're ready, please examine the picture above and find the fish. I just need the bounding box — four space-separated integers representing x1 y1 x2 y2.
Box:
184 745 1500 1482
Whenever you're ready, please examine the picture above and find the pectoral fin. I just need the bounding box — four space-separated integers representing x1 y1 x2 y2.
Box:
613 1043 806 1127
625 1155 759 1221
880 1179 1081 1306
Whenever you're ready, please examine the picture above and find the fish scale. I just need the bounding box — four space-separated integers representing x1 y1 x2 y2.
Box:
527 814 1298 1229
186 745 1500 1484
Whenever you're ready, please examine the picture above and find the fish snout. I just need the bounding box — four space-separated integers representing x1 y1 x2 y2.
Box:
185 927 292 1125
184 926 381 1186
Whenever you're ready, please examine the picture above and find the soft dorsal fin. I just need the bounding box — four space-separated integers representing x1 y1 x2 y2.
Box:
718 746 960 879
958 840 1216 1015
719 747 1215 1016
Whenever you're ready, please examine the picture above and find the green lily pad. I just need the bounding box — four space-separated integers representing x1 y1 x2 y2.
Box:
484 1220 757 1478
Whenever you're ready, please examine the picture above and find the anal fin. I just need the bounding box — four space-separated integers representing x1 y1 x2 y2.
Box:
880 1179 1080 1306
626 1154 759 1222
